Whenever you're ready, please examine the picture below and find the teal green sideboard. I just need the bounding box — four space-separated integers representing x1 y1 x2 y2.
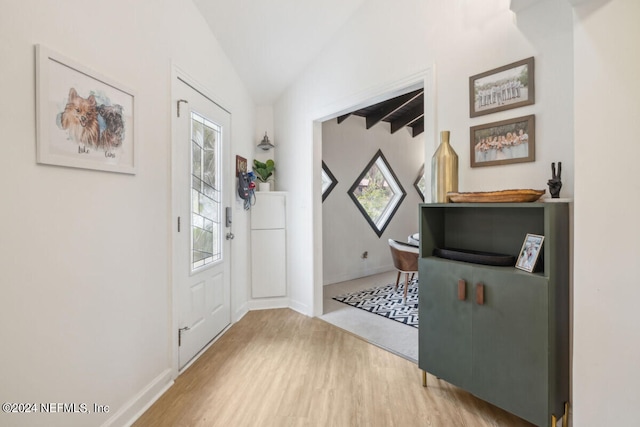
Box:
418 202 569 427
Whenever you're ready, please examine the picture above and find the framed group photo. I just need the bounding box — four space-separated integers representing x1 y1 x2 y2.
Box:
470 114 535 168
469 57 535 118
516 233 544 273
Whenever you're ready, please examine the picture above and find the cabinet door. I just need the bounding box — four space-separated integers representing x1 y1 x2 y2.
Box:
251 192 286 229
251 229 286 298
419 258 473 390
470 269 549 426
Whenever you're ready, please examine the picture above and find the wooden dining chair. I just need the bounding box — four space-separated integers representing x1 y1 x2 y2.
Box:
388 239 419 301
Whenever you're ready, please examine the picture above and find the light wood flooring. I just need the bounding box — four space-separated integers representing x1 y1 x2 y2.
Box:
134 308 535 427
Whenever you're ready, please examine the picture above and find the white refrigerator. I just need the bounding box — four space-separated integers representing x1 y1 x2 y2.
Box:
251 191 287 298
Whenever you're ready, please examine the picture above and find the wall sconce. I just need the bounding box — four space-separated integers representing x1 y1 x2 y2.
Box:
257 132 275 151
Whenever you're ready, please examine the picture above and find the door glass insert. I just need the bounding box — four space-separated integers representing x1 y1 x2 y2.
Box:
191 111 221 270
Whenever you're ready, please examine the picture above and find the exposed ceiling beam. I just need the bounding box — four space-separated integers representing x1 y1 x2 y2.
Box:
337 88 425 137
390 103 424 134
412 120 424 137
365 90 423 129
337 113 351 124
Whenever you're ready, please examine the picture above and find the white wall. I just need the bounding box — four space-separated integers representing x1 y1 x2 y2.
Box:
274 0 574 315
0 1 254 426
322 116 424 284
572 0 640 424
168 3 256 325
253 105 277 181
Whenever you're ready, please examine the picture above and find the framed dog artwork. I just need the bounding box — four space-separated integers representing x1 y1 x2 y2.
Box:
36 45 137 174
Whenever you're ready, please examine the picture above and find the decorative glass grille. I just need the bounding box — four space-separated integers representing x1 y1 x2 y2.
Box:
191 112 221 270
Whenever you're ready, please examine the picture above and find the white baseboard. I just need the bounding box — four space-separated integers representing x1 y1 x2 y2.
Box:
288 298 310 316
247 297 290 311
103 368 173 427
233 301 249 323
246 298 310 317
246 297 310 316
323 264 394 286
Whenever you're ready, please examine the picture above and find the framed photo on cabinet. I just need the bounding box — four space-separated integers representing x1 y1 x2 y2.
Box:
516 233 544 273
469 57 534 118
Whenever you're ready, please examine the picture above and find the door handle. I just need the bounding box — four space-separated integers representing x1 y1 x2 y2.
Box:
457 279 466 301
226 232 235 240
476 283 485 305
225 207 232 227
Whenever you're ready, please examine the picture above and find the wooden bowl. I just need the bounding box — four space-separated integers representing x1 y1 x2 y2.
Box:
447 189 545 203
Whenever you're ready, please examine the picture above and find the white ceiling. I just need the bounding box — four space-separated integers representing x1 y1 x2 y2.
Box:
193 0 367 105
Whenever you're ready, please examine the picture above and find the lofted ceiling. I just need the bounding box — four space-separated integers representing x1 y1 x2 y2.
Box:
192 1 424 137
193 0 367 105
337 89 425 137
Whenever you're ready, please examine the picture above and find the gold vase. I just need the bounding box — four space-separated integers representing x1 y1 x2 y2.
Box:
431 131 458 203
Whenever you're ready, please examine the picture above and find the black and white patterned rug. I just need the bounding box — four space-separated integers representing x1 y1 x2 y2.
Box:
332 280 418 328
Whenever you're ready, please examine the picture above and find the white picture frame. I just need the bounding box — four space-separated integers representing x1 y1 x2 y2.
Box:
36 44 137 174
515 233 544 273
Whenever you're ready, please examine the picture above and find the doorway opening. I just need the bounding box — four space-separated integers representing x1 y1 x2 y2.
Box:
312 69 435 362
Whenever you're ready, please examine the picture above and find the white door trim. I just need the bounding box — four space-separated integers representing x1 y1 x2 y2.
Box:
311 67 436 317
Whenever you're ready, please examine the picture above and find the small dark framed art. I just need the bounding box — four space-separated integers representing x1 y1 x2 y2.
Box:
236 155 247 177
469 57 534 118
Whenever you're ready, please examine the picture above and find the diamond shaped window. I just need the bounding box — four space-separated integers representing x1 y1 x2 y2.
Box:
414 164 427 202
348 150 406 237
321 161 338 202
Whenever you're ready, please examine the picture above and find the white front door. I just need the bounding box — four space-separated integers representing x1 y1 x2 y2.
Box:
173 76 231 369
